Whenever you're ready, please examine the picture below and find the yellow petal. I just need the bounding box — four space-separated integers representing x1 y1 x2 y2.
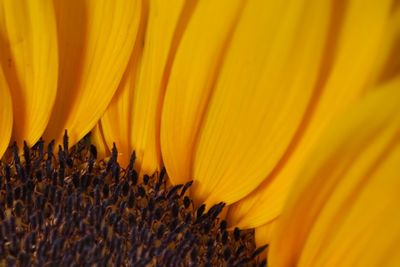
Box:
270 77 400 267
101 56 139 167
0 0 58 146
252 220 276 261
91 122 110 160
255 220 276 249
190 0 330 206
43 0 141 145
227 0 396 228
101 0 192 173
100 0 148 168
370 5 400 85
161 0 246 185
0 67 13 158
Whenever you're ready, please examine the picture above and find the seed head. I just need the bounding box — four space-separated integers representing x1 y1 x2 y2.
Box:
0 133 264 266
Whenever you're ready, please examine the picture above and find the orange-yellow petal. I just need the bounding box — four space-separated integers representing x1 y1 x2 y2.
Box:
0 67 12 158
101 0 193 174
160 0 246 185
227 0 396 228
255 220 276 249
190 0 329 206
270 77 400 267
100 0 148 168
44 0 141 145
369 5 400 85
0 0 58 146
91 122 110 160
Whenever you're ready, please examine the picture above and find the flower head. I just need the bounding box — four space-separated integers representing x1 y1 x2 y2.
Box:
0 0 399 264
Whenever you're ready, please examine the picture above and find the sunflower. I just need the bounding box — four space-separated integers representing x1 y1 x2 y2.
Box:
0 0 399 265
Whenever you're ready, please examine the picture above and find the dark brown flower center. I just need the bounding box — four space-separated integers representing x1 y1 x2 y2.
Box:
0 131 266 266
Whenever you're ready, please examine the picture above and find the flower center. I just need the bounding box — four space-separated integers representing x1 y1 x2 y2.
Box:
0 132 266 266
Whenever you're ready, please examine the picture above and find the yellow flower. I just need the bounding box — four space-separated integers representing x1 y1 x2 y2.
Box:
0 0 399 264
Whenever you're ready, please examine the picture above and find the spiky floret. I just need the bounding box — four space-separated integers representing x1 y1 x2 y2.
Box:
0 132 266 266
